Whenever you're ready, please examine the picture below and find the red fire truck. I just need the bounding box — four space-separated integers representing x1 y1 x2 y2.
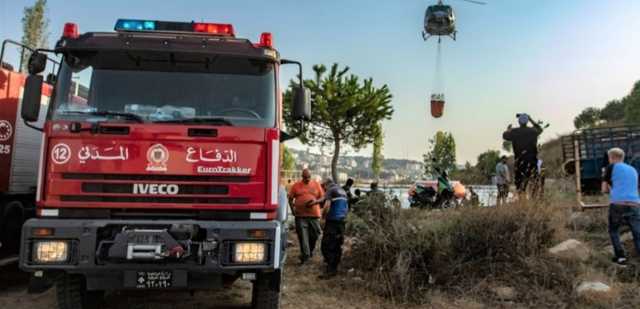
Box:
18 19 310 309
0 40 56 263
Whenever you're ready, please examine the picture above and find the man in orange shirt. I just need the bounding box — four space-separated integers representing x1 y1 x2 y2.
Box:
288 168 324 265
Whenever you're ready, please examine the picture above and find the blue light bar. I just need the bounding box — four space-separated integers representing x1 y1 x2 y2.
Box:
115 19 156 31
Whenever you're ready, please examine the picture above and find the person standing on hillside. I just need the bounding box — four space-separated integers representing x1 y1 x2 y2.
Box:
342 178 355 207
502 113 543 198
602 148 640 266
495 155 511 206
309 178 349 278
288 168 325 265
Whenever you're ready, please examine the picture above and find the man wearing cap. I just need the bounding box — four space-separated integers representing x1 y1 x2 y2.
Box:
503 113 543 197
309 178 349 278
288 168 324 265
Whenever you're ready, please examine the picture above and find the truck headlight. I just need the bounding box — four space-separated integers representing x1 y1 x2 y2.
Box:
233 242 266 264
33 241 69 263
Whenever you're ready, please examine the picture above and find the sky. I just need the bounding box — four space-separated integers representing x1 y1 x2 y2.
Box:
1 0 639 163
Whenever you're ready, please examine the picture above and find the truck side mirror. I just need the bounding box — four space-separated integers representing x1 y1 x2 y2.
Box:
21 75 43 122
292 86 311 121
280 59 311 121
28 52 47 75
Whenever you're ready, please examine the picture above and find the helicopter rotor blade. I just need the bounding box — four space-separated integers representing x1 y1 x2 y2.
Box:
459 0 487 5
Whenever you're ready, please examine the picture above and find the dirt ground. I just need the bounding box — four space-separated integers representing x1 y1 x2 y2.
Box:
0 234 401 309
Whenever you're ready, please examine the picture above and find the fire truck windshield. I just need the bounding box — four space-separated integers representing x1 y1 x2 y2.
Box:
49 52 277 127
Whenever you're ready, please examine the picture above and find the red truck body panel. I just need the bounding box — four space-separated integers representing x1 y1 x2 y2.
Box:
0 68 51 194
39 122 280 212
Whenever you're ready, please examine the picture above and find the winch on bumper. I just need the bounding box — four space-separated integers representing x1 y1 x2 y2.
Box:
19 218 286 290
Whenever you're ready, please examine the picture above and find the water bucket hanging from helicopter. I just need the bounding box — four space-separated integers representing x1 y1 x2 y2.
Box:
430 93 445 118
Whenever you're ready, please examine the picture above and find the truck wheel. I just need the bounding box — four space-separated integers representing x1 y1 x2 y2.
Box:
252 271 281 309
56 274 103 309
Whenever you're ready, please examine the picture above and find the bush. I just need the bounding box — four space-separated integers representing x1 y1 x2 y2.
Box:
346 200 580 305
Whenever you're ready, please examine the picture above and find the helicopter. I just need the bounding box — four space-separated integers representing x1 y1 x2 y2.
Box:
422 0 486 43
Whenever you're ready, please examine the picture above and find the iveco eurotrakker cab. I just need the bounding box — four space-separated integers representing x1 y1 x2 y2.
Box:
18 19 310 309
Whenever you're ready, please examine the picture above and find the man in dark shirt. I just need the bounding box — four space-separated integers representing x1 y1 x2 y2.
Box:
503 114 543 197
310 179 349 278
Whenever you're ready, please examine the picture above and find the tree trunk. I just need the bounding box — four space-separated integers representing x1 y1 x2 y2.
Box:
331 139 341 183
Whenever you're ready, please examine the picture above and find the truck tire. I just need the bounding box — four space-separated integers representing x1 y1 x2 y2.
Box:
56 274 103 309
252 271 281 309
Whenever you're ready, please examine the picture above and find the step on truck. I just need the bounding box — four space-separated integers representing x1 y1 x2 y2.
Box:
0 40 57 263
18 19 311 309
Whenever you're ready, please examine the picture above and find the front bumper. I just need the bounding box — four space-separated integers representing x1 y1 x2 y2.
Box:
19 218 286 290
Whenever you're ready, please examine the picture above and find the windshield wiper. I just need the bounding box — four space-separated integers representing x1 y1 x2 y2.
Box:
154 117 234 126
61 111 144 123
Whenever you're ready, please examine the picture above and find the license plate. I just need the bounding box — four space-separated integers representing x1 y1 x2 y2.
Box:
136 271 172 289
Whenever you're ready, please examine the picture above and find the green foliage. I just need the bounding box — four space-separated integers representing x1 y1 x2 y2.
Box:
449 151 501 184
423 131 456 177
283 63 394 181
475 150 501 182
601 99 626 123
20 0 49 72
450 161 484 184
572 80 640 128
624 81 640 124
371 125 384 179
573 107 601 129
282 146 296 171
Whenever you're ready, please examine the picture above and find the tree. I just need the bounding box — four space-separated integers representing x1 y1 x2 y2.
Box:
20 0 49 72
371 125 384 179
600 99 626 123
573 107 601 129
475 150 501 182
283 63 393 182
450 161 483 184
624 81 640 124
423 131 456 177
282 146 296 172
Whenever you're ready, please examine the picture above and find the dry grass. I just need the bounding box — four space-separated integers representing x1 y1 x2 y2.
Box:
346 199 587 307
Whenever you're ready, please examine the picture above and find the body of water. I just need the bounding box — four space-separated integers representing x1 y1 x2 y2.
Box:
358 185 502 208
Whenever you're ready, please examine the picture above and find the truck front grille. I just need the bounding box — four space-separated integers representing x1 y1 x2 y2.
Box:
81 183 229 195
60 196 250 204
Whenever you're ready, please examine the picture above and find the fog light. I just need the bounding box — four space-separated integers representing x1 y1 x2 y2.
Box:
233 242 266 264
34 241 69 263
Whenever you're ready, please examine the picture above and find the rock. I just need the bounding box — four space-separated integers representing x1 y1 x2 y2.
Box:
491 286 517 301
576 281 611 295
549 239 590 262
569 212 593 230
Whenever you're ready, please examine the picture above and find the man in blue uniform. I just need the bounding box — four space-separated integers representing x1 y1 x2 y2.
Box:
602 147 640 266
310 178 349 278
